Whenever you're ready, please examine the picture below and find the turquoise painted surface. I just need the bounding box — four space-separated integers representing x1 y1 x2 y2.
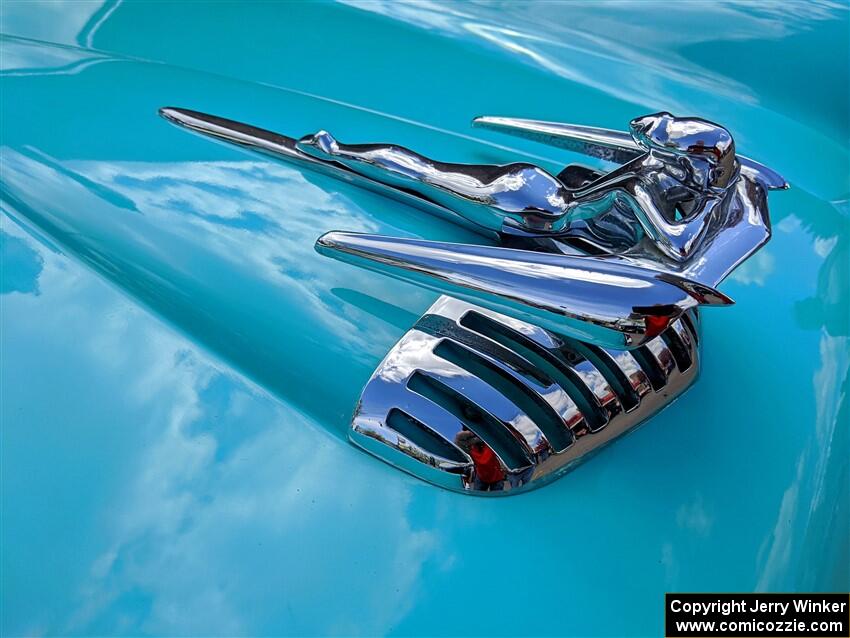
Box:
1 2 848 635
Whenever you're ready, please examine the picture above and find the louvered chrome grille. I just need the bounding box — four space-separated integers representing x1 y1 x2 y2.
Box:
351 296 700 494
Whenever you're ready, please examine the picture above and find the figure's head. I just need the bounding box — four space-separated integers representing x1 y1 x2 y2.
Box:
630 112 737 189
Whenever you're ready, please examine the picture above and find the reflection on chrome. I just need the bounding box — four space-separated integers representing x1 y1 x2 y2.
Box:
351 296 700 495
315 231 729 348
161 107 785 349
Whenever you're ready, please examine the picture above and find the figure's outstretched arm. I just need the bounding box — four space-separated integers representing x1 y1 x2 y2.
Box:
618 181 721 262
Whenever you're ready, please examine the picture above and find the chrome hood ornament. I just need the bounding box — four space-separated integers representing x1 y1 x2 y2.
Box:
161 107 785 349
160 107 786 494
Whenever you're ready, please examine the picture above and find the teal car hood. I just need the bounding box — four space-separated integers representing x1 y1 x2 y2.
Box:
1 2 848 635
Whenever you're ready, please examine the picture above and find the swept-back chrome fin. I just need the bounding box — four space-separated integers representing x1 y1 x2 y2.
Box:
472 114 789 190
472 115 644 164
351 296 700 494
316 230 730 349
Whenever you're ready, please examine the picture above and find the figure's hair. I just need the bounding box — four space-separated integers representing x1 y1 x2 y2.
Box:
629 112 737 187
630 113 733 159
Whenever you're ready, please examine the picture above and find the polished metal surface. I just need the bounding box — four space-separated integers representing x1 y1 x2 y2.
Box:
161 108 785 349
352 295 700 494
316 231 729 348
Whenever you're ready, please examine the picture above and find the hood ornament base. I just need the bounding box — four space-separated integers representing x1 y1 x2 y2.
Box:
352 295 699 494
